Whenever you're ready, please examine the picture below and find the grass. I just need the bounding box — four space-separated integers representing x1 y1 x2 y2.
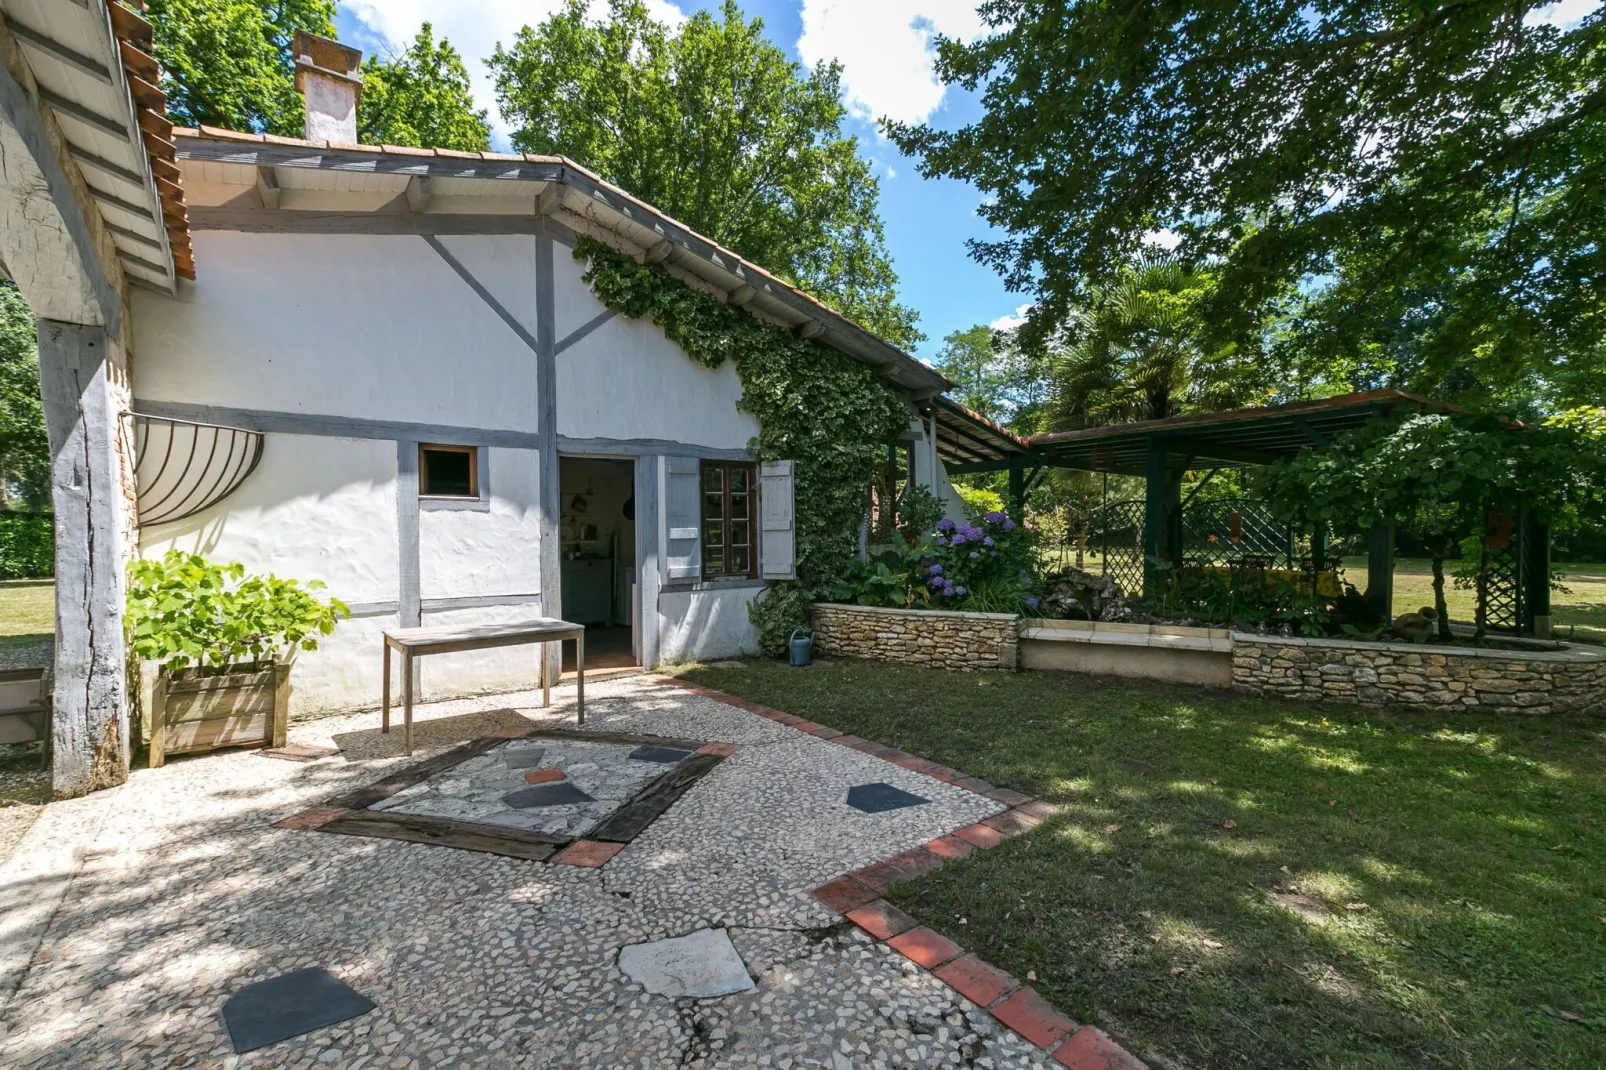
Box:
1343 557 1606 645
677 659 1606 1070
0 579 53 651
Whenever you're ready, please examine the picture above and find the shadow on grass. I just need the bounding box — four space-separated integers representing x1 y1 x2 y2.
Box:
680 660 1606 1070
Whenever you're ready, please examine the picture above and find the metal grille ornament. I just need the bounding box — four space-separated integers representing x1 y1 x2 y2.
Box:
133 415 264 526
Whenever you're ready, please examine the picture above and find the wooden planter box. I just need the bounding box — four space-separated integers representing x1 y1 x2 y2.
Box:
140 661 289 768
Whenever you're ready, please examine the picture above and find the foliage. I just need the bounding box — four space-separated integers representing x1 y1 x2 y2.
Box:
358 23 491 151
145 0 334 136
933 324 1049 430
0 514 51 580
575 238 909 591
681 659 1606 1070
887 1 1606 409
840 512 1040 614
1146 561 1349 636
125 550 347 672
747 581 812 658
952 483 1006 520
0 283 47 511
894 485 946 546
1262 412 1606 635
1048 256 1267 429
490 0 921 347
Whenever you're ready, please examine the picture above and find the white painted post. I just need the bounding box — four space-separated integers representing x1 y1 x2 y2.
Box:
38 320 131 797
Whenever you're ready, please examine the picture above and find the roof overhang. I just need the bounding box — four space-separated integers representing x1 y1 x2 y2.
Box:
0 0 189 292
171 128 951 399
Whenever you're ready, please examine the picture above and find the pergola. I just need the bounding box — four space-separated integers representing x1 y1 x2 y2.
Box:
931 389 1552 631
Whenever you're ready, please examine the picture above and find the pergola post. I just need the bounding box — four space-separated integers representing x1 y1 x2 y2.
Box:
1522 512 1551 638
1365 523 1394 622
1143 439 1183 596
1007 456 1025 522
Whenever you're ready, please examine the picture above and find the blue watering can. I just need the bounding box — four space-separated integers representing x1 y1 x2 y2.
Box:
788 629 814 667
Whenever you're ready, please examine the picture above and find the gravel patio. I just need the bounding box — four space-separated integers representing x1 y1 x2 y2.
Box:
0 675 1057 1069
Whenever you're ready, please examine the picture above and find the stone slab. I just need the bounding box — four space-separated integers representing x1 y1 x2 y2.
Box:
617 928 755 998
222 967 375 1053
847 782 930 814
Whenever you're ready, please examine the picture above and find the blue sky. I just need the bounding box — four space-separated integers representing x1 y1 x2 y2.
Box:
334 1 1027 361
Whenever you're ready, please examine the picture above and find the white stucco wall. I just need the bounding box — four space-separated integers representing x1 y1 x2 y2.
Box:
419 447 542 602
130 232 540 431
657 585 763 664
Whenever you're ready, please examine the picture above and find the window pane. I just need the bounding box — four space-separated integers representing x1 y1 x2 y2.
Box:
731 546 748 573
705 519 724 546
730 520 749 550
730 467 748 493
703 466 724 493
705 547 726 573
704 492 725 521
728 491 749 520
422 448 473 497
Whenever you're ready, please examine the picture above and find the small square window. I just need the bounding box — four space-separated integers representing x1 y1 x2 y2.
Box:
420 444 478 499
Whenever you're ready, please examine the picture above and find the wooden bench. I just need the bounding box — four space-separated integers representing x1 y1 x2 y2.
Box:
382 619 586 755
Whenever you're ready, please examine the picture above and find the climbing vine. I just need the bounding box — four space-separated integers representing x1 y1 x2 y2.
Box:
575 238 910 593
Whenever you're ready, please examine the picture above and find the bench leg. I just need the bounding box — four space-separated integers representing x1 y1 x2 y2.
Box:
575 632 585 726
403 652 414 756
381 641 391 734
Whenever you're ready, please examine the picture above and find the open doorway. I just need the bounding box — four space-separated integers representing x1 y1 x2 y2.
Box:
558 457 637 671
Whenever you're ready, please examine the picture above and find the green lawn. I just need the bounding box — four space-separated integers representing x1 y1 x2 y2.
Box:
0 579 52 650
1342 558 1606 645
677 659 1606 1069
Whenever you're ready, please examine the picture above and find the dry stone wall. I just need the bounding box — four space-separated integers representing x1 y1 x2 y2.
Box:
811 604 1019 672
1231 633 1606 715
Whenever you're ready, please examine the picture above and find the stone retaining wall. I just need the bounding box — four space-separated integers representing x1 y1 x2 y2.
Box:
811 603 1018 672
1231 632 1606 715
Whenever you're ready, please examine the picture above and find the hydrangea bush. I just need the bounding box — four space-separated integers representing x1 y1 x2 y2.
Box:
839 510 1040 614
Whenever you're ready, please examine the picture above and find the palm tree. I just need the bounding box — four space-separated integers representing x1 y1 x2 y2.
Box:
1048 256 1264 430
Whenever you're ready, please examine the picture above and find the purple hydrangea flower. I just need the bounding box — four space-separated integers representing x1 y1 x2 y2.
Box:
969 551 980 559
1002 518 1017 531
930 577 944 588
935 535 947 546
950 533 966 546
984 511 1006 524
983 536 995 547
929 564 942 575
943 581 955 595
1026 596 1039 608
956 586 967 596
937 518 956 533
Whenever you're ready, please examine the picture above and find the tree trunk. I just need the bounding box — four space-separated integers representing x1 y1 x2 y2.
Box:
1429 553 1452 642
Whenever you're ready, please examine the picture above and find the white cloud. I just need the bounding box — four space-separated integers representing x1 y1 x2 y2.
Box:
797 1 990 126
989 303 1031 331
345 1 686 144
1525 0 1600 27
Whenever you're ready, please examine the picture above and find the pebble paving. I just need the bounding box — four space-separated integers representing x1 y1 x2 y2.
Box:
0 674 1053 1068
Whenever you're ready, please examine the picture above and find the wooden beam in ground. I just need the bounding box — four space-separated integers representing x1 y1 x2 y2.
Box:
38 321 131 797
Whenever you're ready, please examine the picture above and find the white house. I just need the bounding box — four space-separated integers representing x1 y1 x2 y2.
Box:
0 10 1021 793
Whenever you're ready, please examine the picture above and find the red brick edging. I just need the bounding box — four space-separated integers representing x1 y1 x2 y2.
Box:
656 675 1148 1069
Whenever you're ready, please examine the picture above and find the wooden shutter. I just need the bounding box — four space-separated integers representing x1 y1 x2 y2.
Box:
665 456 702 581
760 460 796 580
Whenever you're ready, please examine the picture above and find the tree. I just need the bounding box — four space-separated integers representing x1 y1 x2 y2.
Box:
358 24 491 152
146 0 335 136
489 0 922 347
1048 257 1264 430
1261 414 1606 638
0 283 48 511
887 1 1606 408
933 325 1048 429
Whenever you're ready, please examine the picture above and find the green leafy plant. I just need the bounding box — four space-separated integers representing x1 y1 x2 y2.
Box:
0 512 52 579
747 581 812 658
895 485 945 546
125 550 348 672
576 238 910 594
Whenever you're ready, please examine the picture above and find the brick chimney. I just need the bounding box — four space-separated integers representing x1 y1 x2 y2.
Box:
293 31 363 143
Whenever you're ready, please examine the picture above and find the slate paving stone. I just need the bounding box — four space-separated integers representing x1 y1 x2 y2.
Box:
502 782 596 809
846 781 931 813
617 928 755 997
221 967 375 1053
502 746 547 770
627 745 692 764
